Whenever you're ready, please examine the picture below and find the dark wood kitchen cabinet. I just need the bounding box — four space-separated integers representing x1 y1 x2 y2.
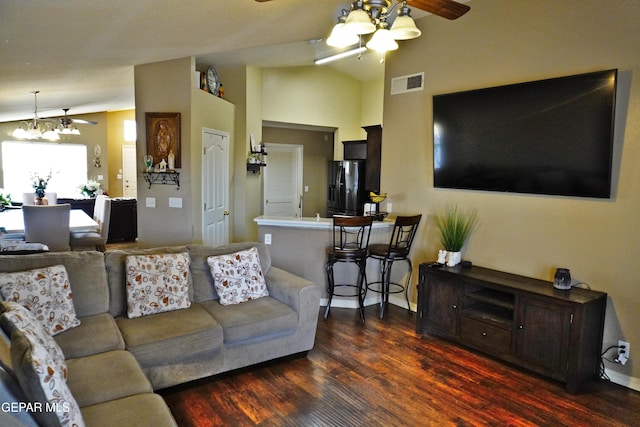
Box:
417 264 607 393
363 125 381 192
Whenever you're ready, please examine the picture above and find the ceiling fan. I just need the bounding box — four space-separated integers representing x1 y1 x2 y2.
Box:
254 0 470 21
53 108 98 135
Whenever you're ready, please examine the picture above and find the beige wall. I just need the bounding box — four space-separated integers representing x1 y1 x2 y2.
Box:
383 0 640 387
134 57 234 247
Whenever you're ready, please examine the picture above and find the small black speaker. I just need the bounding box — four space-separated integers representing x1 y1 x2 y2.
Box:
461 260 472 268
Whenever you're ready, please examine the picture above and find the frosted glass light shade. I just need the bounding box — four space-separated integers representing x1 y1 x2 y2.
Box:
327 23 359 48
390 15 422 40
366 28 398 52
344 9 375 35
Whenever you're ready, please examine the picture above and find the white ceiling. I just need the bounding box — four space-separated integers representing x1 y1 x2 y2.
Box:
0 0 432 123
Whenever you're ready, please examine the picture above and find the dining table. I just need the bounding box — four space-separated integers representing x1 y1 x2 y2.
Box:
0 207 99 239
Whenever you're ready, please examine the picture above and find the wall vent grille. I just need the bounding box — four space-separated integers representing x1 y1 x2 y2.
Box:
391 72 425 95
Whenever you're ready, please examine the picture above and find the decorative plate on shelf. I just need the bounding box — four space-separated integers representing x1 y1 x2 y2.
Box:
207 66 220 96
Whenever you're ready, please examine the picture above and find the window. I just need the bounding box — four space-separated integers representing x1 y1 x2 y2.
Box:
1 141 88 200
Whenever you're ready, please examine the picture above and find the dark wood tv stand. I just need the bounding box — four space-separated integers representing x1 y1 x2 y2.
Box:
416 263 607 393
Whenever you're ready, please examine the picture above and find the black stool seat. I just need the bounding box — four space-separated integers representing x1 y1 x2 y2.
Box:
367 214 422 319
325 215 373 321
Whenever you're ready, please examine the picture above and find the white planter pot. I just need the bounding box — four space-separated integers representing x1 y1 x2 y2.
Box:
446 251 462 267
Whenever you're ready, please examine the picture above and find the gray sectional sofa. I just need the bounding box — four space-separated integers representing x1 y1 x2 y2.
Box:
0 242 320 426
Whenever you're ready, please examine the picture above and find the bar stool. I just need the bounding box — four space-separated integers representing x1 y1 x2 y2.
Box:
325 215 373 321
367 214 422 319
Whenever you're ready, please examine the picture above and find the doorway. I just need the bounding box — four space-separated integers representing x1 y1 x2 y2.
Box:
263 144 303 217
122 145 137 198
202 128 230 246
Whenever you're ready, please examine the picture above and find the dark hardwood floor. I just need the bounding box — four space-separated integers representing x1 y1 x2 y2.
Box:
160 305 639 426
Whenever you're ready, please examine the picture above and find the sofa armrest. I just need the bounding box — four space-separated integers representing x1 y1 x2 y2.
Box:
265 267 320 322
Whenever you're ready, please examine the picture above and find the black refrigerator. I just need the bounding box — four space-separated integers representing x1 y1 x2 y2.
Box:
327 160 366 217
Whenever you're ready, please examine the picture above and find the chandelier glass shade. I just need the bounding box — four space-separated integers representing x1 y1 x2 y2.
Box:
326 1 421 53
12 120 60 141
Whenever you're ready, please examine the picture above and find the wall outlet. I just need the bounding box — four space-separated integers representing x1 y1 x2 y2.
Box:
264 234 272 245
146 197 156 208
617 340 630 365
169 197 182 208
387 202 392 213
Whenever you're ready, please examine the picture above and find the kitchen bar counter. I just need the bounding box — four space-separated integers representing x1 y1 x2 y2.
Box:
254 216 409 311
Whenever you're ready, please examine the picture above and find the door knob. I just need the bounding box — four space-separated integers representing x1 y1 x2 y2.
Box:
223 211 230 216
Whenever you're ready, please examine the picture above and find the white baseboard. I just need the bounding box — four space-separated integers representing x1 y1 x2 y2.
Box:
605 370 640 392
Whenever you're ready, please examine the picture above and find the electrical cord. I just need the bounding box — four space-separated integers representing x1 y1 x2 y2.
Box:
599 344 624 381
571 281 591 290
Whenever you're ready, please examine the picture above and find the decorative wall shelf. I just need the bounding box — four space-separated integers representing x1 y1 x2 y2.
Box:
142 171 180 189
247 148 267 174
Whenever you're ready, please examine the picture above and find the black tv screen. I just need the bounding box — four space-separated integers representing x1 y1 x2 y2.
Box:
433 69 617 198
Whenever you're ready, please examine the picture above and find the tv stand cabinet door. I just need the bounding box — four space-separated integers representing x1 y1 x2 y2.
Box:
422 269 461 339
514 295 572 381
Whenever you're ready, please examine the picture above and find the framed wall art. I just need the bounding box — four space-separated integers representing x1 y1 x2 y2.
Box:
145 112 181 169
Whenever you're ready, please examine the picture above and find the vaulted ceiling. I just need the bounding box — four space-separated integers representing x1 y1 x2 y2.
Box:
0 0 408 123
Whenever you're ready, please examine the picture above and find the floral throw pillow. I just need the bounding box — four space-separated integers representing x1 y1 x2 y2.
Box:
11 328 84 427
207 247 269 306
0 301 67 380
0 265 81 335
125 252 191 319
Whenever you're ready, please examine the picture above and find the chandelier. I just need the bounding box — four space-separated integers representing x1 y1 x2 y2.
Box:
325 0 421 58
12 91 60 141
12 92 86 141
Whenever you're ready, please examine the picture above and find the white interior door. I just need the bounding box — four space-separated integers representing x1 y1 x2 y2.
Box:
122 145 137 198
202 128 230 246
263 144 303 217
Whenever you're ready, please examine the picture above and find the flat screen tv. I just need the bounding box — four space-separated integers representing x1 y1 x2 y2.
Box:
433 69 617 198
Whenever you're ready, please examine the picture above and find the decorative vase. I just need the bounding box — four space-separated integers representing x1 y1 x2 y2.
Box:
34 196 48 206
446 251 462 267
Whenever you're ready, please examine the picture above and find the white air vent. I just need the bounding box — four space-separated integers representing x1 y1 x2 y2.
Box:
391 72 425 95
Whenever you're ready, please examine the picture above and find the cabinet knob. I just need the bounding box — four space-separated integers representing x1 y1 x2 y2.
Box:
452 305 457 309
519 325 524 329
482 332 487 337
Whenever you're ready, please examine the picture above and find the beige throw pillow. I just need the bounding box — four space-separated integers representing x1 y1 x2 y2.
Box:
207 247 269 305
0 265 81 335
125 252 191 318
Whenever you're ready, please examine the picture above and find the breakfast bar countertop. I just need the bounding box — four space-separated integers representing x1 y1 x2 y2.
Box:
254 215 393 230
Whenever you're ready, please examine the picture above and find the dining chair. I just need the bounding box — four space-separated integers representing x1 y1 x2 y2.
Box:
69 197 111 251
325 215 373 321
22 204 71 251
366 214 422 319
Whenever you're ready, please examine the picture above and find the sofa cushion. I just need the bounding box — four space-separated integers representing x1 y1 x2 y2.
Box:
53 313 124 360
125 252 191 318
115 303 223 369
200 296 297 345
0 251 110 318
66 350 152 408
0 265 81 335
81 393 177 427
104 246 190 317
187 242 272 302
11 329 85 427
0 302 66 380
206 247 269 306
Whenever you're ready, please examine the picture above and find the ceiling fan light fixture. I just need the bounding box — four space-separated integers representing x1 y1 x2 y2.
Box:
389 6 421 40
344 3 376 35
327 14 360 48
366 24 398 53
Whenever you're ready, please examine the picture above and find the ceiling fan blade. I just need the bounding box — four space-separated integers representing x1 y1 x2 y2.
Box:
254 0 273 2
71 118 98 125
406 0 470 20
